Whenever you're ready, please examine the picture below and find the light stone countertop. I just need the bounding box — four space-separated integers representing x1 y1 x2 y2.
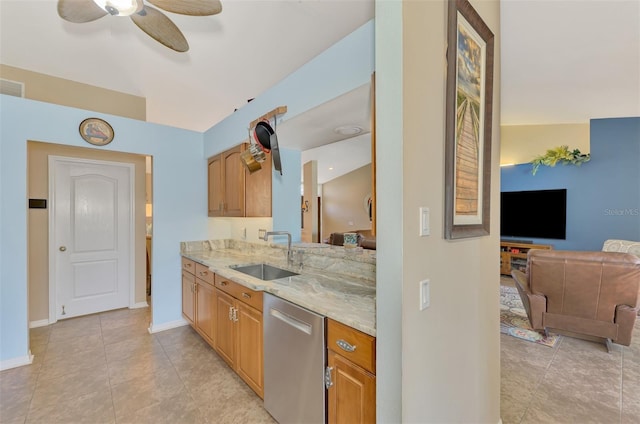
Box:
181 240 376 337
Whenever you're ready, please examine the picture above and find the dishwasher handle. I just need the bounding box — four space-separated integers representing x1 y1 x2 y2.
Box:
269 308 313 335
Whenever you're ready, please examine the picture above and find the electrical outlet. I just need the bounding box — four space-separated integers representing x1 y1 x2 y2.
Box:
420 279 430 310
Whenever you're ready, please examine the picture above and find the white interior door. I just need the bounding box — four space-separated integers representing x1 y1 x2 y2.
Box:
50 157 133 321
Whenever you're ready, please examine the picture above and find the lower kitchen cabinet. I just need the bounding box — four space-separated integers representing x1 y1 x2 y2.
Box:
326 319 376 424
214 276 264 398
214 289 236 366
195 279 216 346
182 257 264 398
236 301 264 397
327 350 376 424
181 270 195 325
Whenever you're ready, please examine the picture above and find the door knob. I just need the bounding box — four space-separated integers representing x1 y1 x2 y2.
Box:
59 246 67 252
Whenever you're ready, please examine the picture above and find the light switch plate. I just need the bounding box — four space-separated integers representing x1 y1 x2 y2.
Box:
420 279 430 310
419 207 430 236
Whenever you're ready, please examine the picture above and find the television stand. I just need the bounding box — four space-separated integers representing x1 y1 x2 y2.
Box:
500 241 553 275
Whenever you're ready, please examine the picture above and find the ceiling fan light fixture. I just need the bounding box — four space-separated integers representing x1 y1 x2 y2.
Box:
93 0 142 16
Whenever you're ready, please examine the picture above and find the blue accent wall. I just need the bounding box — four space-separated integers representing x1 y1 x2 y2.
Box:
501 117 640 251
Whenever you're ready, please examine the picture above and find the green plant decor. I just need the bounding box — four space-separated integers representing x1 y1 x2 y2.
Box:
530 145 591 175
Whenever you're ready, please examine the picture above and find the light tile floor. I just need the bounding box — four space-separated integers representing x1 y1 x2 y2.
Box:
0 307 275 424
500 279 640 424
3 295 639 424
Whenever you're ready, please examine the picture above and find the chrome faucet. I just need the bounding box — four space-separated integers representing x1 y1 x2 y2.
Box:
263 231 293 265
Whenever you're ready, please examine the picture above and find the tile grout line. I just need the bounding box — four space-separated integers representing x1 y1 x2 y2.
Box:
619 346 623 424
23 328 51 424
517 334 565 424
100 313 119 424
155 329 209 421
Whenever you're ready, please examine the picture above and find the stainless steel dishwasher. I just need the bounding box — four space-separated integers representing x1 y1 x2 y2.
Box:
263 293 326 423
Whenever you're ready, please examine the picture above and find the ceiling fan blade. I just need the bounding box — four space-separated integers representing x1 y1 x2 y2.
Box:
130 6 189 52
58 0 108 23
147 0 222 16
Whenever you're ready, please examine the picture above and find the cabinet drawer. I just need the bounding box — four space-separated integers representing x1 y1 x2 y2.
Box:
195 262 214 285
214 275 263 312
327 319 376 374
182 269 195 284
182 257 195 275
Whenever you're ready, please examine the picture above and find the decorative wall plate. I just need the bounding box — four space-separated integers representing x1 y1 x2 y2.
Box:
79 118 114 146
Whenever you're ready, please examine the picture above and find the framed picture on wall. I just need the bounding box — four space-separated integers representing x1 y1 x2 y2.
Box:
444 0 495 239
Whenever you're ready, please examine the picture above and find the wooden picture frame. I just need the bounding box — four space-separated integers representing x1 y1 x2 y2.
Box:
444 0 494 239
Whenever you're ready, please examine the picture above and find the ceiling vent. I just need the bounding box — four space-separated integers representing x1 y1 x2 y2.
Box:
0 78 25 97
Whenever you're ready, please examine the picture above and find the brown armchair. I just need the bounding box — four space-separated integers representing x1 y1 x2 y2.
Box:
512 249 640 348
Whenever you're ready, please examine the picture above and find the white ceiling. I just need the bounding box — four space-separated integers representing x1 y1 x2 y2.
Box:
1 0 638 181
500 0 639 125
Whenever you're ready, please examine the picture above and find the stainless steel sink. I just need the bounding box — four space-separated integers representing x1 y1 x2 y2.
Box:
230 263 299 280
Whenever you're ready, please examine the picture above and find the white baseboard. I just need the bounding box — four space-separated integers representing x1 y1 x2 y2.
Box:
130 302 149 309
0 351 34 371
148 319 189 334
29 319 50 328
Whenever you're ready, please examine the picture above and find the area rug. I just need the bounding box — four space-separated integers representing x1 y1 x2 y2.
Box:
500 285 559 347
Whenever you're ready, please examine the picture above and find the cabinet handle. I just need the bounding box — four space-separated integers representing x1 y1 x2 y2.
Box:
232 307 238 322
184 263 192 268
336 339 357 353
228 306 233 321
220 281 227 286
199 271 207 277
324 366 334 389
242 292 251 299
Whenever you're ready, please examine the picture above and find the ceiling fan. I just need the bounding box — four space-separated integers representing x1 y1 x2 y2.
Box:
57 0 222 52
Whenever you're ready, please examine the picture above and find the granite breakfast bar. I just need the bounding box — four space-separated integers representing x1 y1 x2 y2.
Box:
180 239 376 336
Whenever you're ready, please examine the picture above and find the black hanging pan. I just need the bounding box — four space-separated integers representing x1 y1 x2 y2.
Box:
253 120 282 175
254 121 272 151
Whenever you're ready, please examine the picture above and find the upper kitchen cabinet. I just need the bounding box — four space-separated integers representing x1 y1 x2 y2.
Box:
245 150 272 217
208 144 272 218
208 145 245 217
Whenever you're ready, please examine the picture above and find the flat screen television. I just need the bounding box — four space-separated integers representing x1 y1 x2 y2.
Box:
500 189 567 240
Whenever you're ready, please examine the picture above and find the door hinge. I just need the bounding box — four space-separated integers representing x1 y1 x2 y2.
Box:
61 305 66 315
324 366 333 389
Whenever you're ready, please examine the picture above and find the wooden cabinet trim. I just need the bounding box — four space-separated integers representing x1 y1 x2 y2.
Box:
182 257 196 274
214 275 263 312
195 262 214 285
327 319 376 374
327 350 376 424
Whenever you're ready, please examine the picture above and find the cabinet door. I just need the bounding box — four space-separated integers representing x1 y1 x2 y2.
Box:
181 271 195 325
208 155 224 217
236 301 264 398
245 149 272 217
215 289 236 367
327 350 376 424
195 281 216 346
222 146 245 217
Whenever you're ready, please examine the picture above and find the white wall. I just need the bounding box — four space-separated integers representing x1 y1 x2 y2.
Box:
375 1 403 420
376 0 501 421
0 95 207 366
